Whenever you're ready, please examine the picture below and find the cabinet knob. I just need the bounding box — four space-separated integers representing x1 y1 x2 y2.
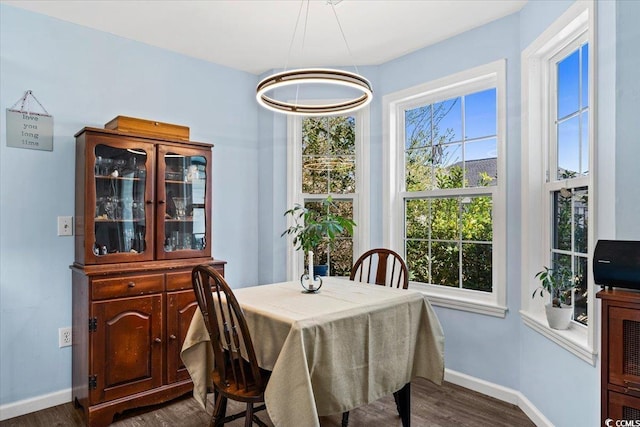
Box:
158 200 165 205
127 282 136 288
147 200 154 205
169 334 177 340
154 337 162 343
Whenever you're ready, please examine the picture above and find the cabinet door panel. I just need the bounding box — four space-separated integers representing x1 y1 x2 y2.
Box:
156 145 212 260
85 134 156 264
609 306 640 388
608 391 640 421
91 294 163 404
167 289 198 383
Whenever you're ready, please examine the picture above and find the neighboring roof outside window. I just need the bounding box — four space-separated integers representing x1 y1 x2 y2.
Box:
451 157 498 187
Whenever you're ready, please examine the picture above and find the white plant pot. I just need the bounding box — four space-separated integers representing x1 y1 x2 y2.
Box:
545 303 573 330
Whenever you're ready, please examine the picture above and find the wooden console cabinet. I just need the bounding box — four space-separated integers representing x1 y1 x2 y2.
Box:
597 289 640 425
71 127 224 426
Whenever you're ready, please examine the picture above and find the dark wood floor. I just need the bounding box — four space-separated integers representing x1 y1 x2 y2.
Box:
0 378 535 427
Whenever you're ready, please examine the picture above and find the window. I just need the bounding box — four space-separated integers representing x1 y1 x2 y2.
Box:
286 111 369 279
521 1 596 363
549 42 590 326
384 61 506 317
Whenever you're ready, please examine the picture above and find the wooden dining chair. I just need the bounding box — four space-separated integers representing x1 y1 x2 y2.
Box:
349 248 409 289
192 265 270 427
343 248 409 426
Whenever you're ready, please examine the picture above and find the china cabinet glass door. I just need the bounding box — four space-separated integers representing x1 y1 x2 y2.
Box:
157 145 210 259
91 141 154 262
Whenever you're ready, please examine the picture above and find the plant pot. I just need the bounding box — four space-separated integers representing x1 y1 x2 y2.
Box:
313 264 329 277
545 303 573 330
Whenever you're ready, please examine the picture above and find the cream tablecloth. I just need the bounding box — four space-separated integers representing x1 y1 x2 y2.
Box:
181 277 444 427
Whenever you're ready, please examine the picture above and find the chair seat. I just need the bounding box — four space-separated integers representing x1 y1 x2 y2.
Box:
212 364 271 402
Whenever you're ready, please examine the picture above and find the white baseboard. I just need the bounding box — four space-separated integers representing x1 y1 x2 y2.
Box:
1 372 552 425
0 388 71 421
444 369 553 427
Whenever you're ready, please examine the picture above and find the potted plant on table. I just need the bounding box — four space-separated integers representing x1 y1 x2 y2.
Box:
281 196 356 277
532 265 575 330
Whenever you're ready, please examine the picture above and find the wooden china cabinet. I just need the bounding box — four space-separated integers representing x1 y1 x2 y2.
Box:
597 289 640 425
71 123 224 426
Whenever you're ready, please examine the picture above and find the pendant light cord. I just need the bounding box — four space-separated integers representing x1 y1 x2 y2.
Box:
329 1 360 75
285 0 358 74
283 1 305 72
295 1 312 104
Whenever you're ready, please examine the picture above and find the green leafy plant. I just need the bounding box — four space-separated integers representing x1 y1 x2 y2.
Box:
532 265 575 307
281 196 356 254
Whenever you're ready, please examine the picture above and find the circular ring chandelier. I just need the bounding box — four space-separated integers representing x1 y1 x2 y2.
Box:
255 0 373 116
256 68 373 116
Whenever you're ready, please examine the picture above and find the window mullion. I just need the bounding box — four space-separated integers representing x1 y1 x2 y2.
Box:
458 197 463 290
549 59 559 183
578 46 584 175
570 191 576 313
461 96 467 188
428 198 432 284
401 188 495 202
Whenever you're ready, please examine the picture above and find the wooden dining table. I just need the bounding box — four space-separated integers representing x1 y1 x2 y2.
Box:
180 277 445 427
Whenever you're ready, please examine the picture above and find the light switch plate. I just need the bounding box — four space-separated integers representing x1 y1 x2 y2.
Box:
57 216 73 236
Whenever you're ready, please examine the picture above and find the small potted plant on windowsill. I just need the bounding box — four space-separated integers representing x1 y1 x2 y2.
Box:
281 196 356 277
532 265 575 330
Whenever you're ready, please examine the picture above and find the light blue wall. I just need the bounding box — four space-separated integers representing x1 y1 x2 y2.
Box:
520 326 599 426
257 89 288 285
0 4 259 405
615 0 640 239
518 0 574 49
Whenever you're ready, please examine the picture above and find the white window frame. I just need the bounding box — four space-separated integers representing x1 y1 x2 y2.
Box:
285 106 370 280
520 1 597 364
383 60 507 318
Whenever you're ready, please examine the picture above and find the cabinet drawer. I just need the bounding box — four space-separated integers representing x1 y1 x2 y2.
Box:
166 265 224 291
92 274 164 300
166 270 193 291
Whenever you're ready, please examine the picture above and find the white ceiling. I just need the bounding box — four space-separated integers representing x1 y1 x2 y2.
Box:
4 0 528 75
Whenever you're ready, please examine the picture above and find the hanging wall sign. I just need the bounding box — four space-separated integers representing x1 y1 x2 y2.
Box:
6 90 54 151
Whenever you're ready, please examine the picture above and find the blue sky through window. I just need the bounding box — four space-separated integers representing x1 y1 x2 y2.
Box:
404 89 496 152
404 88 498 187
556 42 589 178
433 98 461 143
465 89 496 140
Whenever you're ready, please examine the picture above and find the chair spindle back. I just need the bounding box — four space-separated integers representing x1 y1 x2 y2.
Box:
349 248 409 289
191 265 264 393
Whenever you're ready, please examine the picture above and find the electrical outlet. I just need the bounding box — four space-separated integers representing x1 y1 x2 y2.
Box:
59 327 72 347
57 216 73 236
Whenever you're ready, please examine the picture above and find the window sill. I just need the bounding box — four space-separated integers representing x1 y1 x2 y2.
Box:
520 310 596 365
411 283 508 318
